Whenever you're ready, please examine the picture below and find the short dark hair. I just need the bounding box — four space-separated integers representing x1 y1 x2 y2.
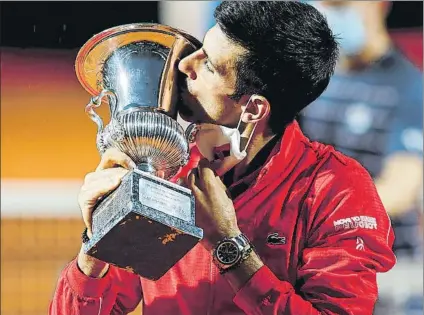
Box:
214 1 339 134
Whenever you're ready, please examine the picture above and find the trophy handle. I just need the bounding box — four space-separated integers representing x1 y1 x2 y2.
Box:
185 123 199 144
85 89 118 153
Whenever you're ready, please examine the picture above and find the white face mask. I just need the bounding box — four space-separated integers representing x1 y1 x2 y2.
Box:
180 96 258 175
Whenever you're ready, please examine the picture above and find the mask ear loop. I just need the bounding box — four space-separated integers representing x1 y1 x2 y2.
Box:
236 95 253 130
241 122 258 153
237 95 259 154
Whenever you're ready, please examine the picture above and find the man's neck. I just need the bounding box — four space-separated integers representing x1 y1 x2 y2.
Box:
339 32 392 71
232 123 276 182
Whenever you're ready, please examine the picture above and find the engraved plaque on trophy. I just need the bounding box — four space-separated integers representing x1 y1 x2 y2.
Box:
75 23 203 280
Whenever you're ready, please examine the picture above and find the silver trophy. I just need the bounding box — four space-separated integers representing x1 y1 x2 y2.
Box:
75 23 203 280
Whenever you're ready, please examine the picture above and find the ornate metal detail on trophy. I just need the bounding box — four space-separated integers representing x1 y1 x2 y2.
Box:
185 123 200 144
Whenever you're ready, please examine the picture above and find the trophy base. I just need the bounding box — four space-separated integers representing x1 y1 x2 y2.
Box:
83 170 203 280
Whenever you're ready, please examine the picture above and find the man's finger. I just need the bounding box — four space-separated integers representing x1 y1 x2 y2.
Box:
80 178 121 233
97 148 136 171
216 175 227 191
197 158 216 182
216 176 232 199
187 170 201 195
79 168 129 232
188 169 198 188
85 167 129 183
181 169 195 188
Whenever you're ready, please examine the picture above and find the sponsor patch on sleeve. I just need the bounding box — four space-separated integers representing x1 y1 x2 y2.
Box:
333 216 378 231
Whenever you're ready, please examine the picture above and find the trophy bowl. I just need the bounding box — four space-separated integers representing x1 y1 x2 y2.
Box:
75 23 203 280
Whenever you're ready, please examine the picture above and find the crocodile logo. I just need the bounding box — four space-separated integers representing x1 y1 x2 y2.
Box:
266 232 287 245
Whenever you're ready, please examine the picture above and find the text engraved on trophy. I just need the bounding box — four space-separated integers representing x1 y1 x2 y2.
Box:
138 178 191 222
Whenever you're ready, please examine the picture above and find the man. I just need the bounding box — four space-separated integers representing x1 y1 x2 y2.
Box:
50 2 396 314
301 1 423 259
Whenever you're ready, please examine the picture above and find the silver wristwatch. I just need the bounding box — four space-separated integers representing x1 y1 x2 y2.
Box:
212 233 253 274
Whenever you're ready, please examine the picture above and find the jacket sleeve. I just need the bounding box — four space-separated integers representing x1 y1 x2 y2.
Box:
49 258 142 315
233 163 397 315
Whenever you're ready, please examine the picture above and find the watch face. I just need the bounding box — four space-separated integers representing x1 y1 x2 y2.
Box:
216 241 240 265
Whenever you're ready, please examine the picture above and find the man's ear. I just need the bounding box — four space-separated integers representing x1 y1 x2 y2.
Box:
240 95 270 124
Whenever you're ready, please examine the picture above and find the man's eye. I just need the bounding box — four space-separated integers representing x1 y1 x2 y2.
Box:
204 60 214 73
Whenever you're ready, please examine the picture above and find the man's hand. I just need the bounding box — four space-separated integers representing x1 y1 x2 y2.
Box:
187 158 241 249
187 158 264 291
78 148 136 236
77 148 136 278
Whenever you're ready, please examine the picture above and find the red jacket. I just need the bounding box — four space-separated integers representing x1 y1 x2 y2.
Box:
49 121 396 315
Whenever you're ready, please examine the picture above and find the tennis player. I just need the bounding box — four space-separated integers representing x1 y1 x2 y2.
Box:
50 2 396 314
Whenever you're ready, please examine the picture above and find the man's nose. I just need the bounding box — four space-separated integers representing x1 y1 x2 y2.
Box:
178 52 197 80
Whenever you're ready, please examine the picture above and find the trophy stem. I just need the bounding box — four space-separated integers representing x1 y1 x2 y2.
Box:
137 163 156 174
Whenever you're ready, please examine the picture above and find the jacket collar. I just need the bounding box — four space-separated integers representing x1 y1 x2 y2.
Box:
253 120 309 182
228 120 311 199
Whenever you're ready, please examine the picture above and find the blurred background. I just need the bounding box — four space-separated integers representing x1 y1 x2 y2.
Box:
1 1 422 315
